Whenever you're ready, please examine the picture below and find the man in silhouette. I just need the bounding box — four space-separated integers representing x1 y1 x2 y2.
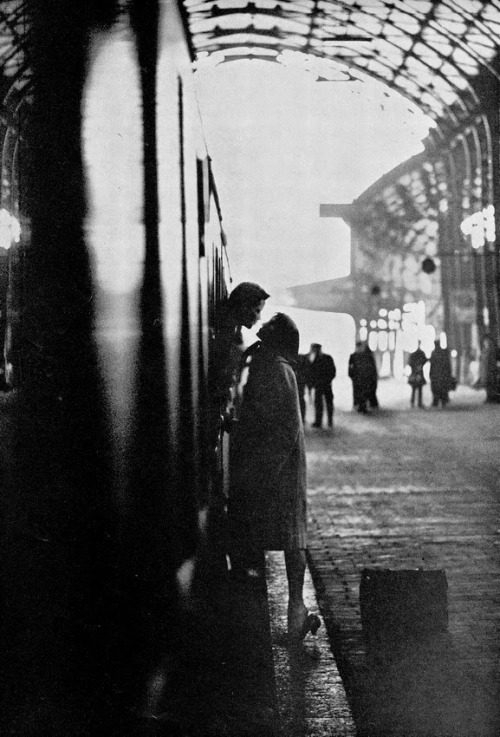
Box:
348 341 373 414
309 343 336 428
429 340 452 408
408 341 428 408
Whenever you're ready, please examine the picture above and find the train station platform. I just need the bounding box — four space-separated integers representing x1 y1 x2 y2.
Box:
1 377 499 736
96 375 499 737
162 376 499 737
304 376 500 737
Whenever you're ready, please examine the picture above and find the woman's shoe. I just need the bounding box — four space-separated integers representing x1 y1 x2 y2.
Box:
287 605 321 642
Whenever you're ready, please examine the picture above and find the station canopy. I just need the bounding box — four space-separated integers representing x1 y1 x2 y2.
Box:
1 1 499 133
183 0 500 134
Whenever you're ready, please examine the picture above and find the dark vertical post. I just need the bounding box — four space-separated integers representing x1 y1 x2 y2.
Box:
483 98 500 399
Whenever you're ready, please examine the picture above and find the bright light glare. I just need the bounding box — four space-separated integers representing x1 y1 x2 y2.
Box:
0 208 21 250
83 32 144 294
460 205 495 249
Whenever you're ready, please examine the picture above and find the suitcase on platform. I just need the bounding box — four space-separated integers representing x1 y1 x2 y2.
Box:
359 568 448 657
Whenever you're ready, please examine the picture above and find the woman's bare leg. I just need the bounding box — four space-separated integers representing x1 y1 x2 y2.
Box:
285 548 307 635
284 548 306 606
285 548 321 639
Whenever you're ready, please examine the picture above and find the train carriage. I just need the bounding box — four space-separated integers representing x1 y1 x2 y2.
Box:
0 0 231 726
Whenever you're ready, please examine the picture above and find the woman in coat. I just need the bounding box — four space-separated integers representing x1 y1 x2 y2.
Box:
229 312 320 641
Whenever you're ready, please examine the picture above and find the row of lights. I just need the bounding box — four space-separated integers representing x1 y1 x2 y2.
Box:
359 301 450 379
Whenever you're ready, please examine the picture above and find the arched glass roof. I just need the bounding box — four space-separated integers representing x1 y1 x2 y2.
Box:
1 1 499 134
183 0 500 132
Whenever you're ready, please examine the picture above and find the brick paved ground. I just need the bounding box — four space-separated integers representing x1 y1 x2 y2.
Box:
266 550 356 737
2 380 499 736
304 377 500 737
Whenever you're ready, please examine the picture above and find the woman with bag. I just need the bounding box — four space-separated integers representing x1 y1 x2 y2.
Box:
228 313 321 642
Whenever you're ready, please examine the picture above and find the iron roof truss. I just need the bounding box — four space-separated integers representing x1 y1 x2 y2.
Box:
183 0 500 133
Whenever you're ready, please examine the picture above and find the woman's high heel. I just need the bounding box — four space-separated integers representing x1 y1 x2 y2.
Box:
287 606 321 642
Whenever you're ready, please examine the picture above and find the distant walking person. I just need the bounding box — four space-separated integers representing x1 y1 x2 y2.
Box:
309 343 336 428
348 341 373 414
408 342 428 408
429 340 452 408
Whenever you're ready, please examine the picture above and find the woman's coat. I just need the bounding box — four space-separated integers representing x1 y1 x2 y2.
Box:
229 345 307 550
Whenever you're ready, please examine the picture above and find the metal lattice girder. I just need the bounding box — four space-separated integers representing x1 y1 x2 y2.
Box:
0 1 499 132
182 0 500 131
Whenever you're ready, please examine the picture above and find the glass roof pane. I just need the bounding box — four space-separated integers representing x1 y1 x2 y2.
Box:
452 75 470 91
348 15 383 35
406 56 434 78
373 40 404 66
450 0 484 14
393 75 421 98
366 62 394 81
356 0 391 18
434 11 467 37
419 92 444 116
318 4 351 23
384 29 414 51
481 4 500 30
421 31 453 56
413 43 443 70
401 1 434 14
430 72 456 95
388 9 421 34
463 30 496 52
449 49 480 76
467 42 494 64
437 86 460 106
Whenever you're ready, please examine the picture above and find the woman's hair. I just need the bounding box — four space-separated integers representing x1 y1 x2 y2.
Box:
260 312 300 362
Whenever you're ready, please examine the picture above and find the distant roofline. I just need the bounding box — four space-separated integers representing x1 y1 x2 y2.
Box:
354 150 428 204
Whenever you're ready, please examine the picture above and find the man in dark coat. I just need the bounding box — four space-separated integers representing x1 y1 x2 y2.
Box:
348 341 373 414
309 343 336 428
429 340 452 408
408 342 428 408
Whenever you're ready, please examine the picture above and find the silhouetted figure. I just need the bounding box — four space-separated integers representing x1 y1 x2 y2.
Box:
211 282 269 433
229 313 321 641
309 343 336 428
205 282 269 587
482 334 500 402
348 341 373 414
430 341 452 408
364 344 379 409
408 343 428 408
